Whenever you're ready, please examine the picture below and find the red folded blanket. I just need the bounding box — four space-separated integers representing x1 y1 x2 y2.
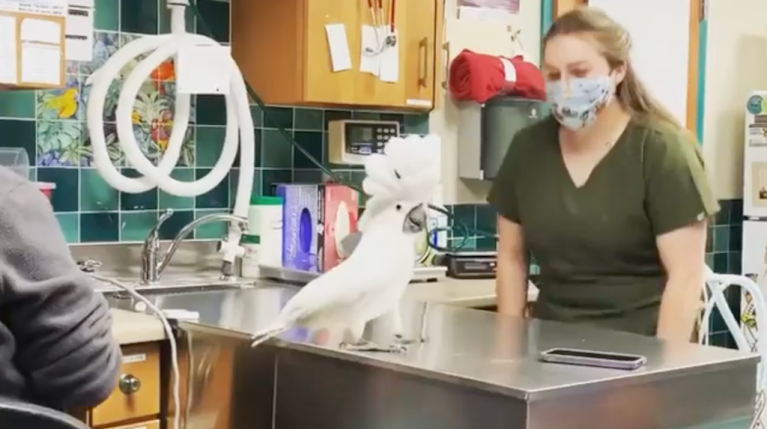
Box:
449 49 546 104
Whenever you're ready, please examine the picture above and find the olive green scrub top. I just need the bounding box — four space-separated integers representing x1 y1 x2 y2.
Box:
487 116 719 336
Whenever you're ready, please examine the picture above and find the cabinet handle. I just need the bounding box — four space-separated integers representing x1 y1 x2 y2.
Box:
418 37 429 87
119 374 141 394
441 41 450 90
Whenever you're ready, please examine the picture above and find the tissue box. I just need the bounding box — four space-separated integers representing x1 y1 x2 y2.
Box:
275 183 359 273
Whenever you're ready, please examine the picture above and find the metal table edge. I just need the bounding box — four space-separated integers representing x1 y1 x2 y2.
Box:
176 319 759 402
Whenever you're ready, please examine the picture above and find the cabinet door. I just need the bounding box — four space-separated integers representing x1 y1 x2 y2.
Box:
304 0 363 106
303 0 438 109
400 0 438 109
90 343 161 426
358 0 438 109
166 341 235 429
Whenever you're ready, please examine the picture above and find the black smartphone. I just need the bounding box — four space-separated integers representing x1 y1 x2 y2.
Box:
540 347 647 370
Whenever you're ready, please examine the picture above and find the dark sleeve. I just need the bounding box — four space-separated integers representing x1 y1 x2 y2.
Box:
487 132 525 223
643 128 720 236
0 182 121 410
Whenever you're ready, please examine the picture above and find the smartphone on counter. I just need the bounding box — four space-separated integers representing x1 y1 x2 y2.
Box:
539 347 647 370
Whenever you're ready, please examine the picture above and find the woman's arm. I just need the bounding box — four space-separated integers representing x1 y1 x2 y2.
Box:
641 127 718 342
655 220 708 342
496 215 529 317
487 130 531 317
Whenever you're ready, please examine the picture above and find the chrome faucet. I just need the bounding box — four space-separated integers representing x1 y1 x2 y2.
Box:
140 209 249 285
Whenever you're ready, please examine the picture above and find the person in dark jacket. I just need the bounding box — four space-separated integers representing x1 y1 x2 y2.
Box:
0 166 121 410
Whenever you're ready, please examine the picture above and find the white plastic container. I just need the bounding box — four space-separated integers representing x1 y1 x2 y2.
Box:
240 234 261 279
0 148 29 179
247 196 283 267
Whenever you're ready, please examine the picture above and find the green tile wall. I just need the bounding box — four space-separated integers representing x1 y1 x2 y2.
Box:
447 199 744 270
706 198 744 348
706 199 743 275
0 0 429 244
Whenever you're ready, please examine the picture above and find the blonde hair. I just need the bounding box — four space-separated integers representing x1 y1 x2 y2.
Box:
544 7 681 128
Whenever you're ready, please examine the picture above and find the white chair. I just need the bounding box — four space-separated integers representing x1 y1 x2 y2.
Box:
699 266 767 429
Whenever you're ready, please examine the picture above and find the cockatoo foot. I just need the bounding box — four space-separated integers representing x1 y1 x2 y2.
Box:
340 339 407 354
394 334 428 345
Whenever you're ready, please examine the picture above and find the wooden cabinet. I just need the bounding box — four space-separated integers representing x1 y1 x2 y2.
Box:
74 338 236 429
232 0 445 111
166 343 234 429
77 342 161 429
108 420 161 429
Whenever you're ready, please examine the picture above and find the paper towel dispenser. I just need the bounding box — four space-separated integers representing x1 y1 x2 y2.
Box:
457 96 548 181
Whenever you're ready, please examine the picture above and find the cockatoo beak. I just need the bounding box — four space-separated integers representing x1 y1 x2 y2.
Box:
404 204 427 233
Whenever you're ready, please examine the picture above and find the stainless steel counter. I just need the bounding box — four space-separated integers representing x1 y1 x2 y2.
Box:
106 282 758 429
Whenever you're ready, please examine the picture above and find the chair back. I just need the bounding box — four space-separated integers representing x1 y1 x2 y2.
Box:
700 266 767 429
0 398 90 429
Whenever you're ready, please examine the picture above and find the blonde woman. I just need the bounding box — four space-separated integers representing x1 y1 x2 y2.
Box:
488 7 717 341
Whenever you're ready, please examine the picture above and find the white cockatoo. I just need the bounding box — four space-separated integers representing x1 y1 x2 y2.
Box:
249 134 441 353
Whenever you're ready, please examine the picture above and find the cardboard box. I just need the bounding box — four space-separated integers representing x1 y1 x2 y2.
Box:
0 1 66 90
276 183 359 273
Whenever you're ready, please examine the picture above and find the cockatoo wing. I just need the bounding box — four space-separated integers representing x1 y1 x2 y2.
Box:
277 252 390 326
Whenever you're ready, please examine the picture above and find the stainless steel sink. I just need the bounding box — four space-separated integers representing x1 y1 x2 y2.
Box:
96 273 255 300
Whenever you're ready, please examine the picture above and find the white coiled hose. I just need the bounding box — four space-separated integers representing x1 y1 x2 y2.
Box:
85 0 254 264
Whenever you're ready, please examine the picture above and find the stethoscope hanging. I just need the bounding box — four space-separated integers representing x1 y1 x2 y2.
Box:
508 25 526 59
364 0 398 55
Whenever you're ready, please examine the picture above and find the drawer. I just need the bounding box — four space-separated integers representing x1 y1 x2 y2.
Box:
91 343 161 427
107 419 160 429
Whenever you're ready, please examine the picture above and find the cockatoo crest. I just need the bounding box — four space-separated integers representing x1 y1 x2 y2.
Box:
359 135 441 231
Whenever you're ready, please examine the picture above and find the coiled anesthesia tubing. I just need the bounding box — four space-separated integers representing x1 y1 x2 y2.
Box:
85 0 254 274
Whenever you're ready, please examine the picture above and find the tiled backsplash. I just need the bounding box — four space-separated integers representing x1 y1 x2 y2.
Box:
449 199 744 268
707 199 743 275
0 0 428 244
443 204 498 252
706 198 744 348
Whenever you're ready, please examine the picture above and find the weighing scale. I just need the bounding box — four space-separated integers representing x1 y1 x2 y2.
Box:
438 251 497 279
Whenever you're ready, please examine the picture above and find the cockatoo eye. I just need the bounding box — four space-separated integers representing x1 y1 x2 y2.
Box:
396 204 402 211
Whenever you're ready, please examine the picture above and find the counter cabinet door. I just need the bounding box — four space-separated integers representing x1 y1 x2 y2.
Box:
90 342 162 427
304 0 439 110
400 0 439 110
